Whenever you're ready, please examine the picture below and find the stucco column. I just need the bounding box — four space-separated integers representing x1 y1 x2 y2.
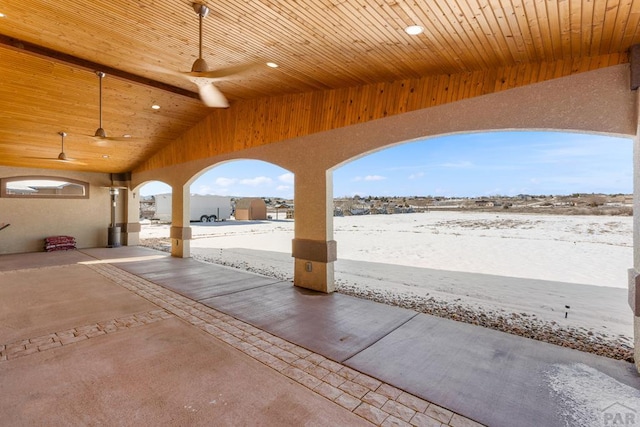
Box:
170 184 191 258
292 168 336 293
631 90 640 373
121 189 141 246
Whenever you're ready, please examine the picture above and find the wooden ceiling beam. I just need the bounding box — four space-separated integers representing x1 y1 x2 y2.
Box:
0 33 200 100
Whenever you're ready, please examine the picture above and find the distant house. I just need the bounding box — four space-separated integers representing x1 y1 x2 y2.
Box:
274 203 291 220
235 198 267 220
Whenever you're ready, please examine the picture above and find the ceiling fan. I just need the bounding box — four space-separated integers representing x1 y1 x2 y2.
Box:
172 2 257 108
25 132 86 165
90 71 137 144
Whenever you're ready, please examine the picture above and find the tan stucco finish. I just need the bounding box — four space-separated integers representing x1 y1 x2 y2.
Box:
0 167 113 254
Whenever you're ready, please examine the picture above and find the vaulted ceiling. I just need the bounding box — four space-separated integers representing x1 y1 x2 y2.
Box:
1 1 639 173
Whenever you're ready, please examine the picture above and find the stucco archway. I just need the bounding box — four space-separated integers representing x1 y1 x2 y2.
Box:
132 65 640 369
133 65 636 287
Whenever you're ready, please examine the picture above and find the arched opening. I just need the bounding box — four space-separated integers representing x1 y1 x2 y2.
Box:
331 130 633 360
184 160 296 278
137 180 172 251
332 131 632 284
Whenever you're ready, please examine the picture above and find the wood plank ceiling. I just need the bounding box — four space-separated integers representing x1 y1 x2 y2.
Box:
1 0 640 173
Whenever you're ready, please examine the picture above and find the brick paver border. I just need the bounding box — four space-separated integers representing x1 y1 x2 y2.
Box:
0 309 173 362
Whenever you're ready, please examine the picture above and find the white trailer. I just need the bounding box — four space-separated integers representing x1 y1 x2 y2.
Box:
152 194 232 222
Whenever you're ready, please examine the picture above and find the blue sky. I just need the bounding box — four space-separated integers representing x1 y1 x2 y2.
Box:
140 131 633 198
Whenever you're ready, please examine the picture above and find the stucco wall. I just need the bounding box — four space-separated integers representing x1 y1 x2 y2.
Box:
0 167 114 254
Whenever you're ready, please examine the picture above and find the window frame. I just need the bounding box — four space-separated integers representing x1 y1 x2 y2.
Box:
0 176 90 199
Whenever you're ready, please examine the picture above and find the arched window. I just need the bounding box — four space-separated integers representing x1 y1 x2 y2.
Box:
0 176 89 199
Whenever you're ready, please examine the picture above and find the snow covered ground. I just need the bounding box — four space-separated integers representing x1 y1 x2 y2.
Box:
140 211 634 341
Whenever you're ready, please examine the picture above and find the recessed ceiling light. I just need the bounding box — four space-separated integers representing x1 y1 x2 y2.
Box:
151 104 160 110
266 62 279 68
404 25 424 35
122 134 131 138
102 155 110 159
0 13 6 18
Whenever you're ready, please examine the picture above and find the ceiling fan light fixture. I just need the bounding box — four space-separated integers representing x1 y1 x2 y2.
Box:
190 2 211 74
94 127 106 138
57 131 68 161
93 71 108 138
404 25 424 35
191 57 210 73
192 3 209 17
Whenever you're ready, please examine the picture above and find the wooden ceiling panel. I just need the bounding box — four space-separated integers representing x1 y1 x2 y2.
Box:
0 46 211 173
1 0 640 173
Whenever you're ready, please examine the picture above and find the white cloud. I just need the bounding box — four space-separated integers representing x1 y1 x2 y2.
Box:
409 172 425 180
193 185 213 194
276 185 290 191
215 177 237 187
240 176 273 186
278 173 294 184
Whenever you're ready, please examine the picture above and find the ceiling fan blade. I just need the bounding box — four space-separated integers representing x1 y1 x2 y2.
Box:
144 65 230 107
196 82 229 108
161 3 257 108
22 131 87 165
23 156 59 160
23 156 87 165
145 63 185 78
184 63 259 81
59 158 87 165
90 135 138 143
88 135 111 146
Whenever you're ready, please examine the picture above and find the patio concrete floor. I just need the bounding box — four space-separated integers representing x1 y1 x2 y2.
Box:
0 247 477 427
1 246 638 427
